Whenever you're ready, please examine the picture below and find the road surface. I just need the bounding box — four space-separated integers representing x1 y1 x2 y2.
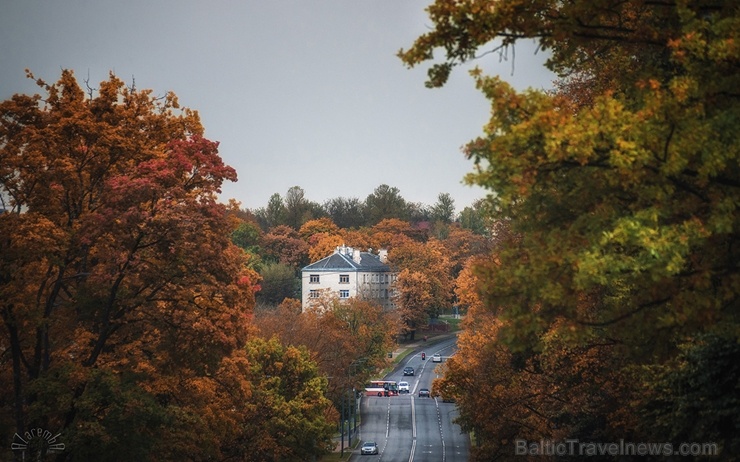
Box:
352 337 469 461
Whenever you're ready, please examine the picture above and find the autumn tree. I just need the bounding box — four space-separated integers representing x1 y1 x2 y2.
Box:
401 0 739 458
299 217 341 240
441 226 489 280
390 239 454 338
453 257 485 315
341 228 374 252
260 224 309 268
394 269 434 340
307 233 345 263
369 218 417 250
299 217 345 262
444 253 634 460
254 296 396 403
0 70 263 459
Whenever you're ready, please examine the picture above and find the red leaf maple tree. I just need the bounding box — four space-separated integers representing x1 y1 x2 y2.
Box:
0 71 261 459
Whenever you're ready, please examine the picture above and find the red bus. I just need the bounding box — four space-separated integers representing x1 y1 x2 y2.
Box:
364 380 399 397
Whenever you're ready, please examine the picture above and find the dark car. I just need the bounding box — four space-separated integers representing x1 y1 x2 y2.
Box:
361 441 379 455
418 388 430 398
403 366 415 376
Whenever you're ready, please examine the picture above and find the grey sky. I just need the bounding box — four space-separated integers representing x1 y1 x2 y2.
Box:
1 1 555 213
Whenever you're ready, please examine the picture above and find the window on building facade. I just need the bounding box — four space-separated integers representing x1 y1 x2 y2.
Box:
310 274 319 283
339 274 349 284
309 290 319 298
339 290 350 299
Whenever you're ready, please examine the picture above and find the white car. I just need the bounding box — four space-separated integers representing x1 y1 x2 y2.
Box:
398 381 410 393
361 441 379 455
432 353 442 362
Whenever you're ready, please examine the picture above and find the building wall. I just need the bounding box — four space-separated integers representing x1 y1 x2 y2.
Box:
301 269 396 311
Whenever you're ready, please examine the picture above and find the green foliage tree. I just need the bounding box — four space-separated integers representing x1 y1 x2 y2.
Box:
364 184 408 225
458 199 490 236
430 192 456 224
401 0 740 459
257 262 300 306
255 192 287 230
323 196 366 229
231 220 263 257
637 334 740 459
284 185 322 229
239 336 336 461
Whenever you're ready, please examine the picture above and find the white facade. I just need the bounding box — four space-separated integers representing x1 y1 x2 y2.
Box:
301 246 396 311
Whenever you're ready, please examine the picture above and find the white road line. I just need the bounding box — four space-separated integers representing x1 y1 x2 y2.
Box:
386 398 391 439
408 397 417 462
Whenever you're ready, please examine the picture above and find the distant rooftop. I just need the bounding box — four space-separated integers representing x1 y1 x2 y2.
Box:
302 245 390 272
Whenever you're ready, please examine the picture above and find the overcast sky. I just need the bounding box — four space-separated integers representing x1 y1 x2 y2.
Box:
1 1 555 213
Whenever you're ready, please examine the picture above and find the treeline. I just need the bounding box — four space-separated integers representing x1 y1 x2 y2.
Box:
228 185 492 310
245 184 489 235
232 212 490 326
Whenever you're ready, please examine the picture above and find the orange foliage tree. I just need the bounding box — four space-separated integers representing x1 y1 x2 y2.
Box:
260 224 309 268
300 218 345 262
443 256 633 460
254 296 397 401
0 71 267 460
390 238 454 338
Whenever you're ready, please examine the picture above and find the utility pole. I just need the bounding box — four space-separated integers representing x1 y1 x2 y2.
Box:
340 396 345 457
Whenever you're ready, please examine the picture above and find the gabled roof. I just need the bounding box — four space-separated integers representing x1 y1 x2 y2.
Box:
302 248 390 273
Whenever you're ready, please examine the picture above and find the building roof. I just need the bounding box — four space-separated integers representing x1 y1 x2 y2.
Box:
302 246 390 273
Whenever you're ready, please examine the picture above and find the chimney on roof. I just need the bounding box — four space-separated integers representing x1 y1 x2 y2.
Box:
379 249 388 263
353 249 361 263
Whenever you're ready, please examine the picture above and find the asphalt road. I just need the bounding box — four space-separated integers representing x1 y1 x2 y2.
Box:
352 337 470 461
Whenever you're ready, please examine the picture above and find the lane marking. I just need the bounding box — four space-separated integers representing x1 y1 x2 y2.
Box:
408 397 416 462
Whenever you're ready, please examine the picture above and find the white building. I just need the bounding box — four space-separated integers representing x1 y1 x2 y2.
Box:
301 245 396 311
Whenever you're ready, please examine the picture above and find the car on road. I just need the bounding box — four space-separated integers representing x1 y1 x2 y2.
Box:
403 366 415 376
418 388 430 398
361 441 379 455
432 353 442 362
398 381 410 393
